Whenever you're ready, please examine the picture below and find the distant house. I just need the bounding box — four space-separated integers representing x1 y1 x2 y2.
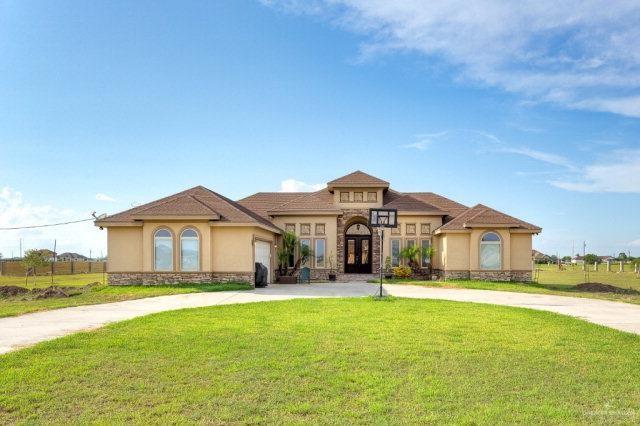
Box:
34 249 56 262
532 250 551 263
57 252 89 262
572 255 614 265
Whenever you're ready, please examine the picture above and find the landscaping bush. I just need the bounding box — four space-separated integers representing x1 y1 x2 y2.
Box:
392 265 412 279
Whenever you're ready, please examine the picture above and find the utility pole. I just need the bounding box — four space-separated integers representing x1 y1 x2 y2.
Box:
19 238 22 258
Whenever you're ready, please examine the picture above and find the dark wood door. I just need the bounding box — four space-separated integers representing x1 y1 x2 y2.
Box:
344 236 372 274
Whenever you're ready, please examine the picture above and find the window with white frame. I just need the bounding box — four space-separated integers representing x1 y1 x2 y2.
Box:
180 228 199 271
300 238 311 267
315 239 326 268
391 239 401 267
480 232 502 270
154 229 173 271
421 239 431 267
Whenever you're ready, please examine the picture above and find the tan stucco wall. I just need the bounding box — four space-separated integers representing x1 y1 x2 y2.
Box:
437 228 534 272
107 227 143 272
270 215 338 268
105 222 276 274
510 233 533 270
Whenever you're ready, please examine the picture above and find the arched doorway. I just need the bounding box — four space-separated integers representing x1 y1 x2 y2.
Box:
344 222 372 274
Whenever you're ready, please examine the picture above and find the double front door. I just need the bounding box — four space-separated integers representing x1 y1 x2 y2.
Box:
345 236 372 274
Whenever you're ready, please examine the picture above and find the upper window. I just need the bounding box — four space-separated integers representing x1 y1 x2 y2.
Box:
391 224 401 235
154 229 173 271
300 223 311 235
406 224 416 235
180 228 199 271
367 191 377 202
285 223 296 233
480 232 502 270
340 192 350 202
421 223 431 235
345 223 371 235
315 223 325 235
354 192 363 202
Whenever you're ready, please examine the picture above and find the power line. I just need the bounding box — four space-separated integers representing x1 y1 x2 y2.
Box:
0 217 94 231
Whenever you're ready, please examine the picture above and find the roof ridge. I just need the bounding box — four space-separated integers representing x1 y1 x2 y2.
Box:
102 186 204 220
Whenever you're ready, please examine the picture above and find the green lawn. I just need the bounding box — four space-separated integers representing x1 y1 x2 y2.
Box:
0 274 252 318
0 272 108 289
377 263 640 305
1 298 639 423
537 263 640 288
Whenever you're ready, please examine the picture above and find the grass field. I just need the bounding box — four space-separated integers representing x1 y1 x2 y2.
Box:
0 272 108 289
0 274 251 318
537 263 640 287
1 298 639 423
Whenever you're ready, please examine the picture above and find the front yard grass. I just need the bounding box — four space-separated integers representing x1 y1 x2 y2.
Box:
1 298 639 423
0 273 252 318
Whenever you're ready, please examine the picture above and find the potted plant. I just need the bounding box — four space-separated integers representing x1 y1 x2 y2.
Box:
328 252 337 281
276 231 313 284
384 256 393 279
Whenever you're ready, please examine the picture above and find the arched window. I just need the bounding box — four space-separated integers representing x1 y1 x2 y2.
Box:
480 232 501 270
345 223 371 235
180 228 200 271
154 229 173 271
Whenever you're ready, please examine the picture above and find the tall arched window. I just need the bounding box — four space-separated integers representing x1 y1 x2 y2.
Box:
154 229 173 271
480 232 501 270
180 228 200 271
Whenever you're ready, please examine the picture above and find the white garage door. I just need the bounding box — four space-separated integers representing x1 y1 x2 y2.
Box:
254 241 271 284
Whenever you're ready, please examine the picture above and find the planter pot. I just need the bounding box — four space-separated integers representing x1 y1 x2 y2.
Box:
277 276 298 284
328 274 337 281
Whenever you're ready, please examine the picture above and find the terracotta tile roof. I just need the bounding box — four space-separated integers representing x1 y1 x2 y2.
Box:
238 192 307 219
382 192 448 214
97 186 278 230
438 204 541 232
266 189 340 213
327 170 389 189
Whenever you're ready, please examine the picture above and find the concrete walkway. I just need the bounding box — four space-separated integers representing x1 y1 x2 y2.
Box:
1 282 640 354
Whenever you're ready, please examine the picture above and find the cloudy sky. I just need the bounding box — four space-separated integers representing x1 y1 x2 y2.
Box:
1 0 639 258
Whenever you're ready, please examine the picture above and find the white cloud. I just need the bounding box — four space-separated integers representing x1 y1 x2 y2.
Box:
264 1 640 117
500 147 575 170
279 179 326 192
402 131 448 150
95 193 116 202
0 187 106 257
629 238 640 247
550 151 640 193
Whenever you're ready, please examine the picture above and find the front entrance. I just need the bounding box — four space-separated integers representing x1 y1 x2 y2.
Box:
344 223 372 274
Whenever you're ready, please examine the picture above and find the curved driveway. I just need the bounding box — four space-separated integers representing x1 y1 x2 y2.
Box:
1 282 640 354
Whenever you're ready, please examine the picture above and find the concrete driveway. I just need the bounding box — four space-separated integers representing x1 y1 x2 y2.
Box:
1 282 639 354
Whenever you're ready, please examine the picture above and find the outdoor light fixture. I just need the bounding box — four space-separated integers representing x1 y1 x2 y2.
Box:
369 208 398 297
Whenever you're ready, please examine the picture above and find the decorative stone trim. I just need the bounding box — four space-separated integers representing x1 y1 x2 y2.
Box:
108 272 253 286
336 209 380 275
436 270 533 282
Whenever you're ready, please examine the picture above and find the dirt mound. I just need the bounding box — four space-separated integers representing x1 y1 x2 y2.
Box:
0 285 30 298
575 283 639 295
32 286 70 299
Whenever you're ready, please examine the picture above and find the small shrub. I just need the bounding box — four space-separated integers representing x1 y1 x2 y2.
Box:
392 265 412 279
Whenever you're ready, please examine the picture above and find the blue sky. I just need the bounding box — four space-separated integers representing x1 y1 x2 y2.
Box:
1 0 639 258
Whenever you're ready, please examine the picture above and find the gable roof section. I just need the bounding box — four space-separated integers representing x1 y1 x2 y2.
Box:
96 186 279 231
237 192 307 219
327 170 389 191
437 204 541 232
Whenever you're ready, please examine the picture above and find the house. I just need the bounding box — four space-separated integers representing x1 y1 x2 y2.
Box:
532 250 551 263
57 252 89 262
95 171 541 285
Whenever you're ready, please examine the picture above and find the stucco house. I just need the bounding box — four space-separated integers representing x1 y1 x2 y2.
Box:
95 171 541 285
